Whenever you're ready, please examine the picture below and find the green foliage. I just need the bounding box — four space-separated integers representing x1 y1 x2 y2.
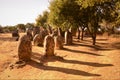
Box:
48 0 80 30
48 0 119 44
36 11 49 27
2 26 17 33
16 24 26 31
25 23 34 29
115 1 120 26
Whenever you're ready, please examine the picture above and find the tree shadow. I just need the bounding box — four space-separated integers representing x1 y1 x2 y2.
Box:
111 42 120 49
72 43 113 51
57 58 114 67
96 39 108 41
31 52 113 68
37 55 113 67
63 47 103 56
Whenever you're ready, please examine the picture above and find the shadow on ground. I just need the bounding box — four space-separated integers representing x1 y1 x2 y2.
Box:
22 52 114 77
63 47 103 56
27 59 101 77
71 43 113 51
111 42 120 49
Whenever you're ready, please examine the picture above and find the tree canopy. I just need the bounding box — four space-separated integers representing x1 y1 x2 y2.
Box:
48 0 120 45
35 11 49 27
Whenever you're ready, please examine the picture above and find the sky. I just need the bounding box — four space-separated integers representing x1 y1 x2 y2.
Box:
0 0 50 26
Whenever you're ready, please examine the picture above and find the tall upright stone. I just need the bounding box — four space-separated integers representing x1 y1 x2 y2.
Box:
54 36 63 50
33 34 43 46
12 30 20 41
18 35 32 61
65 30 72 45
58 27 65 37
41 29 49 39
47 25 52 34
26 28 33 41
44 35 55 56
33 27 40 37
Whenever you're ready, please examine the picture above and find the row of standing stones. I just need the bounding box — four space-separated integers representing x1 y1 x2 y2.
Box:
17 27 73 62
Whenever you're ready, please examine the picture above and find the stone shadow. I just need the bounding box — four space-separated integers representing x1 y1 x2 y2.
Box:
16 52 101 77
72 43 113 51
63 47 103 56
27 59 101 77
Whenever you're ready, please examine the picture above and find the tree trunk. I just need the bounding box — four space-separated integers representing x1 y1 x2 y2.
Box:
77 27 80 39
86 26 96 45
81 26 85 40
92 34 96 45
81 29 84 40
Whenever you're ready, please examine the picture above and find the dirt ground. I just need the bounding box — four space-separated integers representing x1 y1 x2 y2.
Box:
0 33 120 80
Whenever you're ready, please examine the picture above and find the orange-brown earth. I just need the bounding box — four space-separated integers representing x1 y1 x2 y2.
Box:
0 33 120 79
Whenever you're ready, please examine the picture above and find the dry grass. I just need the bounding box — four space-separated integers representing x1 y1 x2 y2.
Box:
0 33 120 79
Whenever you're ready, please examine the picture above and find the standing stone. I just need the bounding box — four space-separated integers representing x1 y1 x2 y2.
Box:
65 30 72 45
41 29 49 39
54 36 63 50
12 30 20 41
18 35 32 61
69 27 77 36
33 27 40 37
52 29 58 37
47 25 52 34
33 34 43 46
44 35 55 56
26 28 33 41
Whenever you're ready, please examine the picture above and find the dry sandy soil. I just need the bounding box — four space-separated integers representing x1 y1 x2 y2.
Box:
0 33 120 80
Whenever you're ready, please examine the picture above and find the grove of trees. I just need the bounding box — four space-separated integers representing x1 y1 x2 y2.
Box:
46 0 120 45
1 0 120 45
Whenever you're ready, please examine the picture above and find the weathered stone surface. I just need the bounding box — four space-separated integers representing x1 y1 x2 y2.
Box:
69 27 77 36
12 30 20 41
18 35 32 61
44 35 55 56
47 25 52 34
58 28 65 37
26 28 33 41
65 31 73 45
52 29 58 37
41 29 49 39
33 34 43 46
54 36 63 49
33 27 40 37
